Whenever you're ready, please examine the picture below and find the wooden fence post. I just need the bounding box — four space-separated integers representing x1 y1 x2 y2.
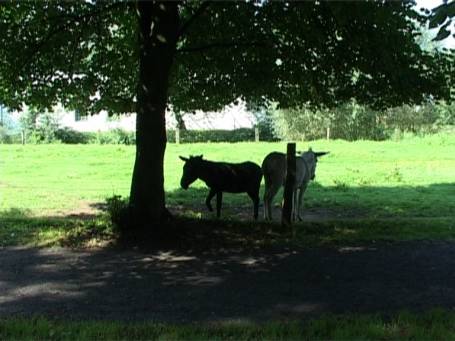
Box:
282 142 296 231
326 127 330 140
21 130 25 145
175 128 180 144
255 127 259 142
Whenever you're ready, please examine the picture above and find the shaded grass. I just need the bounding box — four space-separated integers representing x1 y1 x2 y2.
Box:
0 211 114 248
167 182 455 219
1 211 454 249
294 217 455 247
2 309 455 340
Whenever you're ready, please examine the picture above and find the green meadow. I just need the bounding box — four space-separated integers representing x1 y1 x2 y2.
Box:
0 133 454 246
2 309 455 340
1 133 454 217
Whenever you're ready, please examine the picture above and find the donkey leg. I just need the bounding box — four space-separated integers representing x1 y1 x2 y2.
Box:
216 191 223 218
297 184 308 221
264 183 280 221
206 188 216 212
263 189 269 220
263 183 269 220
248 190 260 220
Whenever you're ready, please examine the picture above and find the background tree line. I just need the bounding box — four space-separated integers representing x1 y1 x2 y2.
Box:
1 100 453 144
265 100 455 141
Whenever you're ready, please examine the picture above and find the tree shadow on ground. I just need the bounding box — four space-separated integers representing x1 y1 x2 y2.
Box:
1 183 454 322
0 181 453 248
2 238 455 322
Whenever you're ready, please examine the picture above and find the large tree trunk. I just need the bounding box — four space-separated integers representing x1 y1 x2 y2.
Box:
129 2 179 227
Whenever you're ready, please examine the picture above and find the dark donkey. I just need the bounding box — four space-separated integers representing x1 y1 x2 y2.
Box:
179 155 263 220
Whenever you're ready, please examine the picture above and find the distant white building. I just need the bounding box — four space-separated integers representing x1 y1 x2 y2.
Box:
60 110 136 132
60 101 256 132
166 101 256 130
8 101 257 132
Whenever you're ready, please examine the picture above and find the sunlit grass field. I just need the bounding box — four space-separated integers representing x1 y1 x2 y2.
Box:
0 133 454 247
1 133 454 218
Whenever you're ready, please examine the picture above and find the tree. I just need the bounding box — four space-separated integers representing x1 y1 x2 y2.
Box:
19 106 40 137
174 111 187 130
0 1 452 228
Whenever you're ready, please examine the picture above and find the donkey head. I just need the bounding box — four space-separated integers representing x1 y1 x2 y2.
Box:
179 155 203 189
301 148 329 180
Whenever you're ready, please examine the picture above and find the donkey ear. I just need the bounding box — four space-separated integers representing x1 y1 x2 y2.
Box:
315 152 329 157
179 156 189 162
198 154 203 159
308 147 313 152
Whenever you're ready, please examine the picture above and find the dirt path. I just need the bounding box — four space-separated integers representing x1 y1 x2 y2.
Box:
2 241 455 322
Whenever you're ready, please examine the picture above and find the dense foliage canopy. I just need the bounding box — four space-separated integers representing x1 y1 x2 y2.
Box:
0 1 452 116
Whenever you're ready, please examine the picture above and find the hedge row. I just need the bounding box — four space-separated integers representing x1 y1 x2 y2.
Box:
1 127 278 144
167 127 277 143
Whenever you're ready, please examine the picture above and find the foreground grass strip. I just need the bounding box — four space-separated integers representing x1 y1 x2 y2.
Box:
1 309 455 340
0 216 114 247
294 217 455 247
0 214 454 248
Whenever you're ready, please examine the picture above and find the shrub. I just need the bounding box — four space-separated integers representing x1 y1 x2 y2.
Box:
50 127 277 145
166 127 277 143
34 112 60 143
55 127 89 144
253 107 280 141
256 121 279 141
18 109 61 144
105 195 129 232
0 126 12 144
272 105 329 141
93 129 136 145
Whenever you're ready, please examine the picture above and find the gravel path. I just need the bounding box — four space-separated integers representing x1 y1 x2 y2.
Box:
2 241 455 322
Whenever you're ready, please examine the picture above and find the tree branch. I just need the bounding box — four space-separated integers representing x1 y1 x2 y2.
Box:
15 22 71 79
178 1 211 38
177 40 269 53
15 2 129 80
46 2 130 25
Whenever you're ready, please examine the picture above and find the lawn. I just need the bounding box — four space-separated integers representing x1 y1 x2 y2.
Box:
1 135 455 338
1 133 454 218
0 134 454 246
2 309 455 340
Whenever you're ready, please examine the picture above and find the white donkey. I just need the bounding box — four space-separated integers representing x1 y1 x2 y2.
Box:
262 148 328 221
